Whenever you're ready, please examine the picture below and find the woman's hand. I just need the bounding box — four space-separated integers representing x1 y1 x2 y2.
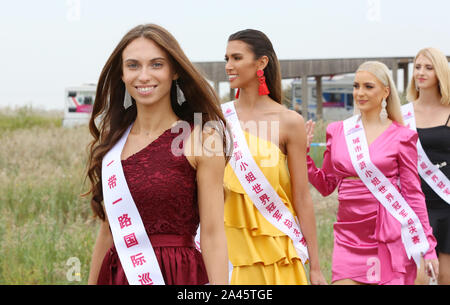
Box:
305 119 315 152
309 267 328 285
425 258 439 282
284 111 326 286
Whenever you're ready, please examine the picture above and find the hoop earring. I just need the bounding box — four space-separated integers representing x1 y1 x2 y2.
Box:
380 99 388 121
123 88 133 109
257 69 270 96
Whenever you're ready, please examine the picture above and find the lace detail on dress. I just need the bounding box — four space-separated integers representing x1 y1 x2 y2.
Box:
121 123 199 236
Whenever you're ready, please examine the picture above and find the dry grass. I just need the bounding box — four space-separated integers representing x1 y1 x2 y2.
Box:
309 187 337 283
0 108 337 284
307 120 338 283
0 116 97 284
0 106 62 132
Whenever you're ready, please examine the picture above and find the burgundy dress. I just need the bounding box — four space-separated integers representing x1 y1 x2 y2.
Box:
97 123 208 285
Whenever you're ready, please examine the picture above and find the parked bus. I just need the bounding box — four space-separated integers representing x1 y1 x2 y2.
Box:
62 84 96 127
291 75 354 121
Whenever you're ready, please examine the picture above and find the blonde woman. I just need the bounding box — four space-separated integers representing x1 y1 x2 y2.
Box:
306 61 438 285
404 48 450 284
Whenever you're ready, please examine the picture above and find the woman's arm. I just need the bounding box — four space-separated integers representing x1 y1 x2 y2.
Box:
305 120 339 196
284 112 327 285
88 217 113 285
397 129 439 277
194 127 229 285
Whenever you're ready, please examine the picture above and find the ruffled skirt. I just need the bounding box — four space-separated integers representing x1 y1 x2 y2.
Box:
224 188 308 285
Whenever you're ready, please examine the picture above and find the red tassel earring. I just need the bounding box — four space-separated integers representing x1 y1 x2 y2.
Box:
257 69 270 96
235 88 240 99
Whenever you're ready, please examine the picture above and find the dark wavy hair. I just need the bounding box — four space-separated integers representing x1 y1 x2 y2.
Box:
84 24 230 220
228 29 282 103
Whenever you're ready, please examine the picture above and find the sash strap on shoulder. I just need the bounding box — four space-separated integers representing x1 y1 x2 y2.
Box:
401 103 450 205
102 124 166 285
221 101 309 265
343 115 430 267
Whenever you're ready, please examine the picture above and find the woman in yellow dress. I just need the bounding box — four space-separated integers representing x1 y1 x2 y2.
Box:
223 29 327 285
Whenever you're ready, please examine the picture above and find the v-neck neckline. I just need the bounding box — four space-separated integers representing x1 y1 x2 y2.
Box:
363 121 395 148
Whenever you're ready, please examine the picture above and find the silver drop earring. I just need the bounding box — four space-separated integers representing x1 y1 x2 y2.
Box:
123 89 133 109
176 80 186 106
380 99 388 121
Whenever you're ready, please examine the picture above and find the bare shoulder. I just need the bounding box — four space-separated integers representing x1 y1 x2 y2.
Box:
278 108 305 130
184 123 226 170
277 108 307 152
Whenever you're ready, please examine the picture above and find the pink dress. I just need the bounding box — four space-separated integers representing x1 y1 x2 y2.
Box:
307 121 437 284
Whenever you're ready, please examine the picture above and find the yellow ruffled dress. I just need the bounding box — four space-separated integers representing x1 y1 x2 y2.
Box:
224 131 308 285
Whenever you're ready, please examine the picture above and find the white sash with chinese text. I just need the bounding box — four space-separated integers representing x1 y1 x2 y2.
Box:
343 115 429 266
102 125 165 285
221 101 309 264
402 102 450 204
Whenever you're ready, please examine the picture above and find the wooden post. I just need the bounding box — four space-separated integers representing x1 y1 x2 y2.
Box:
403 63 409 93
301 75 309 119
315 76 323 120
392 61 398 89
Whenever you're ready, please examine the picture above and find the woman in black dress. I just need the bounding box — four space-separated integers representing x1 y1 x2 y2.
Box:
406 47 450 284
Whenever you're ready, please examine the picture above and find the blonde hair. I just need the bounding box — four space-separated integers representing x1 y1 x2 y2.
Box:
406 47 450 105
354 61 404 124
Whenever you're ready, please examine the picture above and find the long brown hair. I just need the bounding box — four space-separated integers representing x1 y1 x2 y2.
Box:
85 24 230 220
228 29 282 103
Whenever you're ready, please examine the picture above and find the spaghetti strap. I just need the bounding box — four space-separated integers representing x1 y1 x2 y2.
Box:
445 114 450 126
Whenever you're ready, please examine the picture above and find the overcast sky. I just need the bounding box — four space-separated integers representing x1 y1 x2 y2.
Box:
1 0 449 110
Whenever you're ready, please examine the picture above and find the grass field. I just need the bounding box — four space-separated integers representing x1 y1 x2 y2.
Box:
0 107 337 284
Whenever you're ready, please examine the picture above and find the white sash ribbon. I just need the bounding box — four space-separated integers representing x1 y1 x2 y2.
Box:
221 101 309 264
102 125 165 285
401 102 450 205
343 115 429 266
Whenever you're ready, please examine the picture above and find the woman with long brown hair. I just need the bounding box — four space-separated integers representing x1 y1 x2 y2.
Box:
85 24 229 285
222 29 326 285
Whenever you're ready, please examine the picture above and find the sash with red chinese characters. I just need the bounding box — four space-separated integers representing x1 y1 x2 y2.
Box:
102 125 165 285
343 115 429 266
402 102 450 205
221 101 309 265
